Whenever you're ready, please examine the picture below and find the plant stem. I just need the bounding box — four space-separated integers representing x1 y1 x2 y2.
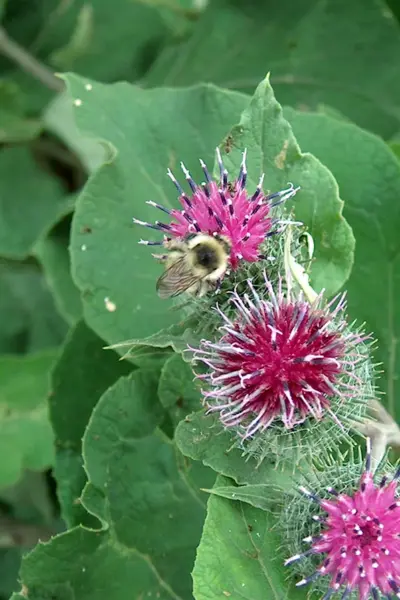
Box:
0 27 64 92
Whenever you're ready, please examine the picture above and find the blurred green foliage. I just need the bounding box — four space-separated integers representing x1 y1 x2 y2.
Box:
0 1 400 599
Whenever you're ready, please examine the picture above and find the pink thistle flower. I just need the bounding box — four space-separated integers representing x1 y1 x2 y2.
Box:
133 149 299 270
286 439 400 600
193 275 369 438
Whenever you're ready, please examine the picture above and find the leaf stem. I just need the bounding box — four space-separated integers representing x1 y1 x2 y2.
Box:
0 27 64 92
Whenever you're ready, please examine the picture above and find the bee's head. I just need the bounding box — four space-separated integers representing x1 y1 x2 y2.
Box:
184 234 230 280
192 241 221 273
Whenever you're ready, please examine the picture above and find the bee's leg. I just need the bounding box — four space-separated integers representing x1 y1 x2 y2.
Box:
196 280 215 298
187 281 202 297
151 253 168 262
163 238 188 252
214 278 222 295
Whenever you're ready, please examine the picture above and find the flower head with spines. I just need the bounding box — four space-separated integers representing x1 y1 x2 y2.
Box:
133 148 299 271
285 439 400 600
192 273 372 441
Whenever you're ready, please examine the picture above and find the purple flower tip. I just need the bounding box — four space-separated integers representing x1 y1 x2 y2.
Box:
287 441 400 599
193 276 368 437
134 148 300 270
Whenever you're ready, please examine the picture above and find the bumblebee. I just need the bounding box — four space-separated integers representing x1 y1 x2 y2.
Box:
154 233 231 299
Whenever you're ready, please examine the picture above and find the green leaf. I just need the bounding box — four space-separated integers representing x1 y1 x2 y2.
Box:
176 411 296 485
205 482 296 511
389 141 400 162
0 147 67 259
193 475 305 600
0 549 21 598
67 73 248 345
11 527 183 600
44 91 107 173
221 75 354 296
0 261 68 354
49 321 131 527
283 108 400 419
35 216 82 326
146 0 400 138
158 352 201 426
122 344 173 370
108 318 202 361
0 350 57 488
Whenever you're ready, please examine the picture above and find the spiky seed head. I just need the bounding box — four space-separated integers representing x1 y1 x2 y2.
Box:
284 441 400 600
191 275 375 464
133 148 299 272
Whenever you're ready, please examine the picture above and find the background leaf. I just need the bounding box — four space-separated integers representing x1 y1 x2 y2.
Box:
146 0 400 138
35 215 83 325
0 261 67 354
0 146 67 259
49 321 131 527
0 0 172 114
0 81 41 143
0 350 57 488
283 108 400 418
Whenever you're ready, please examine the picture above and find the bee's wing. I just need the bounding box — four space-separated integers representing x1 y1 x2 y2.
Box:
156 257 201 299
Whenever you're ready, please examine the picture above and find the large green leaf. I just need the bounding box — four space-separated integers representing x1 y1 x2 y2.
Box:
0 147 67 259
14 370 211 600
49 321 131 527
0 350 57 488
67 73 249 345
193 475 305 600
283 108 400 418
221 76 354 296
146 0 400 138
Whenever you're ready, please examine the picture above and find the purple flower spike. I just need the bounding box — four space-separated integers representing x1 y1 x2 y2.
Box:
133 148 300 271
193 276 369 438
286 439 400 600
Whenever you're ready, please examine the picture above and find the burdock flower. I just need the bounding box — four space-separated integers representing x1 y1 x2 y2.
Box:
285 439 400 600
193 274 372 439
133 148 299 270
